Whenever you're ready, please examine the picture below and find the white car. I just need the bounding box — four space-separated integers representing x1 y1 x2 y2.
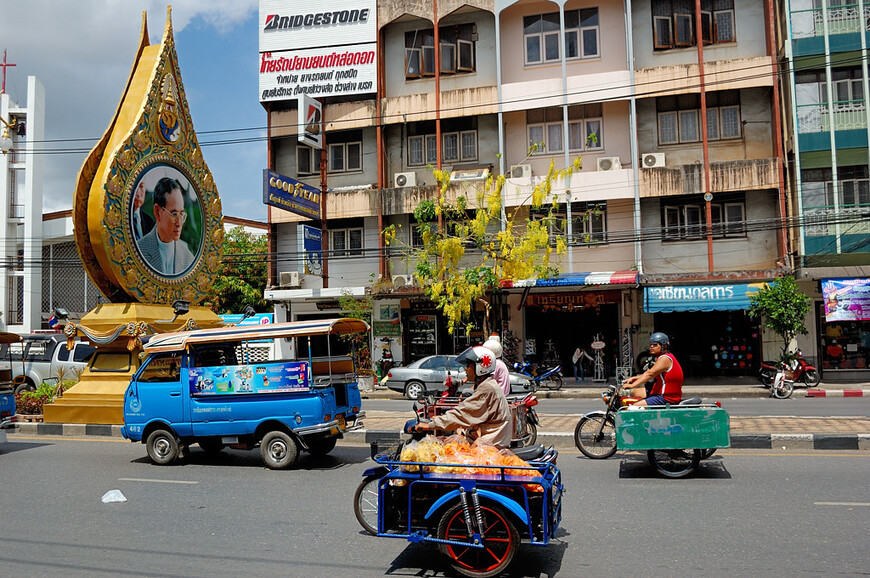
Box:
383 355 533 400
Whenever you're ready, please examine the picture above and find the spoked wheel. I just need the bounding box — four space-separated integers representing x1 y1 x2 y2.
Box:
544 375 563 390
647 449 701 478
437 503 519 578
521 421 538 447
574 414 617 459
700 448 717 460
802 369 821 387
353 475 380 535
772 380 794 399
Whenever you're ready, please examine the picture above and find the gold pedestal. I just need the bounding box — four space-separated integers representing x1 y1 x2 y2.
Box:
44 303 223 425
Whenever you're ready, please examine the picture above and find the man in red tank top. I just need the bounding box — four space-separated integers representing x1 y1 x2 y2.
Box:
623 332 683 406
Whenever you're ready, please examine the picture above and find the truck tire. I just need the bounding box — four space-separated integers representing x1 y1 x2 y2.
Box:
306 436 337 456
146 428 180 465
260 431 299 469
13 377 34 394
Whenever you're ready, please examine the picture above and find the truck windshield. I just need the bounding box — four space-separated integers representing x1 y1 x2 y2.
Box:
139 353 182 382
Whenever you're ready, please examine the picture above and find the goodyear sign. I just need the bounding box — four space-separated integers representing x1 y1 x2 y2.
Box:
263 169 320 219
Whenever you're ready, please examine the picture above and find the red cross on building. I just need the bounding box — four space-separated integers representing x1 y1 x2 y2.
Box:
1 50 17 94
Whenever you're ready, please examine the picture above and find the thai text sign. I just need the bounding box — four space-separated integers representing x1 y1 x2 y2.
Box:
644 283 766 312
259 0 377 101
190 361 309 396
263 169 320 219
822 278 870 321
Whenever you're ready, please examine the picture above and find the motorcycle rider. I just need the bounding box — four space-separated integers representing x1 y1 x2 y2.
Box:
414 345 512 449
623 332 683 406
483 334 511 396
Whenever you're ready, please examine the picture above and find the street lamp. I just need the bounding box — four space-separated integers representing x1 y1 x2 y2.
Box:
0 114 15 154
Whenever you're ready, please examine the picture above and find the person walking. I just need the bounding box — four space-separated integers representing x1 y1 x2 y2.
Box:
572 345 593 383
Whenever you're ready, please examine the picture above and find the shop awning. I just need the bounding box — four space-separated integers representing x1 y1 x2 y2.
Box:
501 271 638 289
644 283 766 313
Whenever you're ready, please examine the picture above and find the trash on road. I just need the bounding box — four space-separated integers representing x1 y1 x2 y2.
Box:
101 489 127 503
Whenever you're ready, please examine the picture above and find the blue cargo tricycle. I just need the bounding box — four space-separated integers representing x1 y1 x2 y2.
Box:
615 403 731 478
354 442 563 577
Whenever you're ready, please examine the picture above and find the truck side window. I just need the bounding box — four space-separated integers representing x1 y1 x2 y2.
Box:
139 353 183 382
56 346 71 362
73 345 96 363
192 346 237 368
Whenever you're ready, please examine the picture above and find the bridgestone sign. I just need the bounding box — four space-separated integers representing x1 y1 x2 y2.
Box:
259 0 377 101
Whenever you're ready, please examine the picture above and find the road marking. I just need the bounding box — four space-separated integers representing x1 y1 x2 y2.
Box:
814 502 870 507
118 477 199 485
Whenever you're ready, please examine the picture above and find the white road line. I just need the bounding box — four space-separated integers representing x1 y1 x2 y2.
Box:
814 502 870 507
118 477 199 485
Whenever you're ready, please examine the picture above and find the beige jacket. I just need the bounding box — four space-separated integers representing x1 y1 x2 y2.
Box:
431 376 512 449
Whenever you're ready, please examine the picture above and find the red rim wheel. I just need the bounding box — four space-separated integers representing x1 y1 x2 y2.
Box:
437 503 519 578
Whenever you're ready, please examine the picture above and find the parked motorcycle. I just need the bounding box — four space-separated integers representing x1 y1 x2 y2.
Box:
573 383 717 459
512 360 563 390
769 364 795 399
758 349 819 388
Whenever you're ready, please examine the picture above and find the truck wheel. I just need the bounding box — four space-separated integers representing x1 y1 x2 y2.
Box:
306 436 337 456
260 431 299 469
437 502 518 578
13 378 34 394
146 428 180 465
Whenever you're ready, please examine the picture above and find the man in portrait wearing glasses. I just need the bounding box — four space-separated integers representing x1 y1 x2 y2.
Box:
136 177 195 276
622 332 683 406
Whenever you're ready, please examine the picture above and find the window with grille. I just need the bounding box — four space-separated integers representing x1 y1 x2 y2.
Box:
330 228 363 257
531 202 608 245
657 90 741 144
662 194 746 240
652 0 735 51
409 131 478 165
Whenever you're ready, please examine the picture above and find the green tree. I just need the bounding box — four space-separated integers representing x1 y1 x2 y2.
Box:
748 276 811 361
384 155 578 335
206 226 269 314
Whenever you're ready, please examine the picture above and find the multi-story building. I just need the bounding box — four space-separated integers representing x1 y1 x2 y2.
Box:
262 1 792 381
780 0 870 379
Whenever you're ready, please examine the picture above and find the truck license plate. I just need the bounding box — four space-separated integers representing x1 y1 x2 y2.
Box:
337 414 346 430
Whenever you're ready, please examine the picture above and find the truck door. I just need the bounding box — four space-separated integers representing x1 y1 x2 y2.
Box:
133 352 186 426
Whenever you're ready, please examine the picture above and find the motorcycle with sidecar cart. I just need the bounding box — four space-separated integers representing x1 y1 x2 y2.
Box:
354 439 563 578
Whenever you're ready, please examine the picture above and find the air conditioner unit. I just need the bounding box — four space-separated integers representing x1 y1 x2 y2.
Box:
641 152 666 168
279 271 300 288
394 172 417 188
511 164 533 179
392 274 411 287
597 156 622 171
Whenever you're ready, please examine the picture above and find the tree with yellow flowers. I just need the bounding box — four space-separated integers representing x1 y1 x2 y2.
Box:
384 155 582 336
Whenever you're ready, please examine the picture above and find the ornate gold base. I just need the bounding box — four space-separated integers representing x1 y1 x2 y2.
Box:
43 303 223 425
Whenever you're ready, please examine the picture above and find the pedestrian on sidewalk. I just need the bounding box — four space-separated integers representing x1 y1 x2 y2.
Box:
572 345 593 383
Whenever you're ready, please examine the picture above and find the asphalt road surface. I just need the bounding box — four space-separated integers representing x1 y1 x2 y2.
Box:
1 436 867 577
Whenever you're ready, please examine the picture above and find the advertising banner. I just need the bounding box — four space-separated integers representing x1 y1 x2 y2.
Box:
220 313 274 327
263 169 321 219
644 283 766 313
303 225 322 275
822 278 870 321
258 0 377 101
298 94 322 149
190 361 309 396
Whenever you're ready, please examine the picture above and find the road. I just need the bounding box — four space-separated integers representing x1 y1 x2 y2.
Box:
1 437 867 577
363 397 870 418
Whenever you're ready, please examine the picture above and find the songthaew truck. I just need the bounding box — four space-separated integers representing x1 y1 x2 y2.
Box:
122 318 368 469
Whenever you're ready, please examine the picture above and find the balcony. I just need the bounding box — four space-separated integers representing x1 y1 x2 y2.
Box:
796 101 867 134
791 5 870 38
641 158 779 198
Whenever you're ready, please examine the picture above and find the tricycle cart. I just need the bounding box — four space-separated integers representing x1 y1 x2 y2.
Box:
355 444 563 577
615 403 730 478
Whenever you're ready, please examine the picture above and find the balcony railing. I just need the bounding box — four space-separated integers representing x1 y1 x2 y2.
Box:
796 101 867 134
791 5 870 38
804 205 870 236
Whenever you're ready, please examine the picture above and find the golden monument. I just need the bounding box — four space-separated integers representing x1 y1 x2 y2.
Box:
45 7 225 424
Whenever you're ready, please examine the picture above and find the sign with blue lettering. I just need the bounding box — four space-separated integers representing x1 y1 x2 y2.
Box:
644 283 766 313
189 361 309 396
263 169 320 219
220 313 274 327
822 278 870 321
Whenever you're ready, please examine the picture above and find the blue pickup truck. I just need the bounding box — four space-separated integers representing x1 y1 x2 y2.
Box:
122 318 368 469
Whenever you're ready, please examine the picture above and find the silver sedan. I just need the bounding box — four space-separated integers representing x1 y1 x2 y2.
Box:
383 355 533 400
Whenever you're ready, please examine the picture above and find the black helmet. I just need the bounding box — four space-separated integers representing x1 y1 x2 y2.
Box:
649 332 670 349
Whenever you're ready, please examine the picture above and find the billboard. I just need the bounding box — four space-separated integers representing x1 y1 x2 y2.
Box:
822 278 870 321
262 169 321 219
259 0 377 102
303 225 322 275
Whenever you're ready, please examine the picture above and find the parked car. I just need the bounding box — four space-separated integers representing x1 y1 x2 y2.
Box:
383 354 533 400
0 334 95 393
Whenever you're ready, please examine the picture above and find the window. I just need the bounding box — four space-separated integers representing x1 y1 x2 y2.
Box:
652 0 735 51
524 8 600 65
662 196 746 240
138 353 182 382
330 228 363 257
405 24 476 80
409 131 477 165
328 141 362 173
832 67 865 108
528 104 604 154
657 90 741 144
297 146 316 176
531 202 608 245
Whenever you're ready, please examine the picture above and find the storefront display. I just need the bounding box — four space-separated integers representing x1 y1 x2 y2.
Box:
407 314 437 361
818 303 870 370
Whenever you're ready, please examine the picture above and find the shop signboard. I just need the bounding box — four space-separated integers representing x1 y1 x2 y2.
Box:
303 225 322 275
822 278 870 321
263 169 320 219
644 283 766 313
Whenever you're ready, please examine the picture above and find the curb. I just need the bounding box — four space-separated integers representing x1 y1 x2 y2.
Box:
806 389 867 397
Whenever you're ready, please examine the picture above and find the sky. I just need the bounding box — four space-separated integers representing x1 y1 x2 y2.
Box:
0 0 267 221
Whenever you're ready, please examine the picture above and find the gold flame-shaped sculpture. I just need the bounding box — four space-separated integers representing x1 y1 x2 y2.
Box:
74 7 223 305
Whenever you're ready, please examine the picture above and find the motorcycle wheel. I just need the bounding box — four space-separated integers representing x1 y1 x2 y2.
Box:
521 421 538 447
647 449 701 478
353 474 380 536
574 414 617 459
438 502 518 578
700 448 717 460
544 375 563 390
772 380 794 399
802 369 821 387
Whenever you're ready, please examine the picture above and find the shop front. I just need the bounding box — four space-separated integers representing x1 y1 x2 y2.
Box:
644 283 765 378
818 278 870 376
